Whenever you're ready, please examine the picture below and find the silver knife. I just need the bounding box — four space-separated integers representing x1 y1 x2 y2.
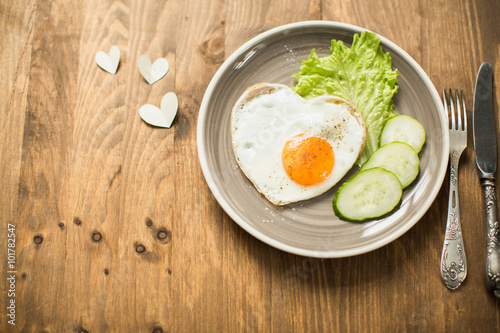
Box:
473 62 500 296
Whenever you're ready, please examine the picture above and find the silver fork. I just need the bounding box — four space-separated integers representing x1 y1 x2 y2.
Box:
440 89 468 290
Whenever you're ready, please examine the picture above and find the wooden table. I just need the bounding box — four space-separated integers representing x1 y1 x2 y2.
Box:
2 0 499 331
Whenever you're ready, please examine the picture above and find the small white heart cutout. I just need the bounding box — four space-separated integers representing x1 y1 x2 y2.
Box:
139 92 178 128
138 55 169 85
95 46 120 74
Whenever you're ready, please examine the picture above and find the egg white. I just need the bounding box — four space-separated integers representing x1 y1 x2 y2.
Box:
232 83 366 205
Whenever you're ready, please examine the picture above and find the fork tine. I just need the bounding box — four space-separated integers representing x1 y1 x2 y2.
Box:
443 88 449 127
449 88 456 130
460 89 467 132
455 89 462 131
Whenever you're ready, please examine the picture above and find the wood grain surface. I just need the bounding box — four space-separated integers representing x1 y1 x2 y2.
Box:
1 0 500 332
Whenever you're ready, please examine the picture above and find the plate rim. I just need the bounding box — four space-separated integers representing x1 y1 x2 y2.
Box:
197 20 449 258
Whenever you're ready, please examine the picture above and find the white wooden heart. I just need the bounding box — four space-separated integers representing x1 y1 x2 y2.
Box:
139 92 178 128
95 46 120 74
138 55 169 85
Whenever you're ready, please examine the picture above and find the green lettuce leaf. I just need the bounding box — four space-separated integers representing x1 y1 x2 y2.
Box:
293 31 399 165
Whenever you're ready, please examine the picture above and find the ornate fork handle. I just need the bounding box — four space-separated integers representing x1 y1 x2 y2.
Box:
440 150 467 289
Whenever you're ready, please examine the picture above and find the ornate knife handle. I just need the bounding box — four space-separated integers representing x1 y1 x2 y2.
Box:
481 179 500 297
440 153 467 289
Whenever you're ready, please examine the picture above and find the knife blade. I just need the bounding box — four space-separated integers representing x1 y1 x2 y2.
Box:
472 62 500 297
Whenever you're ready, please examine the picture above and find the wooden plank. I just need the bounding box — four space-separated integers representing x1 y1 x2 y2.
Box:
64 0 139 331
171 0 225 331
0 0 36 331
115 0 178 331
13 0 86 331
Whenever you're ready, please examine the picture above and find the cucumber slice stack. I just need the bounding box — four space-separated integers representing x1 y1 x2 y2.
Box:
333 115 425 222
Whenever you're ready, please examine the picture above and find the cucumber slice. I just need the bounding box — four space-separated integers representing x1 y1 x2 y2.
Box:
333 168 402 222
379 115 426 153
360 142 419 189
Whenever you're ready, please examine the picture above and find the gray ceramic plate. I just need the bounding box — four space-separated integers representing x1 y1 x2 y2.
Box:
197 21 449 258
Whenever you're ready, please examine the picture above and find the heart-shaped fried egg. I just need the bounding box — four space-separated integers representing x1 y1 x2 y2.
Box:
231 83 367 205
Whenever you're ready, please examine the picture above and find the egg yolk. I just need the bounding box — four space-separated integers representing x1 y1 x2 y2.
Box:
282 133 334 186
